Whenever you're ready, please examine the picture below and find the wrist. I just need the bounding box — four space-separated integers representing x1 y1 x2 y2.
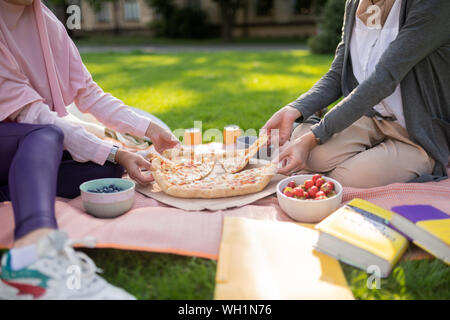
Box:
115 149 127 165
285 105 302 121
145 121 158 139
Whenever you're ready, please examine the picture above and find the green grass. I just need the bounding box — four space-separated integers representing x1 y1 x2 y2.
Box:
78 249 216 300
2 50 448 300
82 50 330 141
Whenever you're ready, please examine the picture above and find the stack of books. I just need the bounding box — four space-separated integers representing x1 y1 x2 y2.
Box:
314 199 450 277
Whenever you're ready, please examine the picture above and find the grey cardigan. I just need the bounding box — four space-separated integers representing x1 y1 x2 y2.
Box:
290 0 450 182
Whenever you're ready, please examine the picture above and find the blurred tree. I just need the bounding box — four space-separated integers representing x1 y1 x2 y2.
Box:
293 0 327 15
212 0 242 42
255 0 273 16
308 0 345 54
145 0 218 38
146 0 176 18
311 0 328 15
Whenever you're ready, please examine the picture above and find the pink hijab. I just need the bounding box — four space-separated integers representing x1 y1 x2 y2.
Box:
0 0 86 121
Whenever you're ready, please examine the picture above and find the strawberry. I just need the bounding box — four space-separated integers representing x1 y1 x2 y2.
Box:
308 186 319 198
315 191 326 198
283 187 294 197
287 180 297 189
315 195 328 200
315 177 325 188
320 183 332 194
326 181 335 191
293 187 305 199
312 174 322 183
304 180 314 190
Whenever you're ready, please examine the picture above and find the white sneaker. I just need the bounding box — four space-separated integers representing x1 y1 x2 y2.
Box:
0 231 135 300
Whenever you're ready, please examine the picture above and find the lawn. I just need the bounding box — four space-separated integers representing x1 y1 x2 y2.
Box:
82 50 329 141
4 50 448 300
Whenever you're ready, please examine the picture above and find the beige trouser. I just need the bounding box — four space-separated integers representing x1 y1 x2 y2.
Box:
291 116 435 188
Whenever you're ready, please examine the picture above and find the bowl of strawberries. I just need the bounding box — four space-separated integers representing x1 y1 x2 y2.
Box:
276 174 343 223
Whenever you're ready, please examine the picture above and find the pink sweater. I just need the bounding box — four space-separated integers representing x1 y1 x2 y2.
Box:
0 1 151 165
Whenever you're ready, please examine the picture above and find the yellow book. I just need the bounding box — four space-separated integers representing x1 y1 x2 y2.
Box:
315 199 409 277
214 217 354 300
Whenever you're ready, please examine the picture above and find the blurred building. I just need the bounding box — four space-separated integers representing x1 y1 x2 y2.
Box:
64 0 317 37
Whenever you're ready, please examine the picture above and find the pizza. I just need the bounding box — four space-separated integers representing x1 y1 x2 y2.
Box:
152 161 277 199
149 134 274 199
150 156 216 187
218 133 268 173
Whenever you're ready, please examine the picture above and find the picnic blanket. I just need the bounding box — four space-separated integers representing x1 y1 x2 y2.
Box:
0 167 449 260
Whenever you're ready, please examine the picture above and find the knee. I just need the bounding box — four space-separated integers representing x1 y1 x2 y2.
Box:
37 124 64 146
26 124 64 151
16 125 64 166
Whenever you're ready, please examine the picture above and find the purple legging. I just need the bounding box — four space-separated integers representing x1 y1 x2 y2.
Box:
0 123 124 240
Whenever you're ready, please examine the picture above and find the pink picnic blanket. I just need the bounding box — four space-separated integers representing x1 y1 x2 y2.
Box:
1 170 449 260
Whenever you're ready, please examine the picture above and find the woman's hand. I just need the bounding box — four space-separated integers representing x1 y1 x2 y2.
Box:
145 122 180 154
262 106 301 147
115 150 154 185
277 131 318 175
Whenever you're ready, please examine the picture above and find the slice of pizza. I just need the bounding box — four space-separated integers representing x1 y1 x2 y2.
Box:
218 133 268 174
155 162 277 199
150 156 216 187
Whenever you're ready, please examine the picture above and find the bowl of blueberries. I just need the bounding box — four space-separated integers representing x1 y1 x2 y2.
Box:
79 178 135 218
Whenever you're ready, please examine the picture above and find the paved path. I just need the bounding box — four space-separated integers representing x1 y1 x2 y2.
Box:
77 43 308 53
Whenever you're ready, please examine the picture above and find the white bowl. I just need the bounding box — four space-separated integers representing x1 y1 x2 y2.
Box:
276 175 343 223
80 178 135 219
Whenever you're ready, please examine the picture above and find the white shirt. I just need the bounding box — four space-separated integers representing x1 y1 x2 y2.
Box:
350 0 406 128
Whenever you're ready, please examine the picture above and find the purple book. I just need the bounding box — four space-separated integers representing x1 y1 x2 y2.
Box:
391 205 449 223
390 205 449 241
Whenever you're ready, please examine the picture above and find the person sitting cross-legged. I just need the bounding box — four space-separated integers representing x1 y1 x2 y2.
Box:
263 0 449 188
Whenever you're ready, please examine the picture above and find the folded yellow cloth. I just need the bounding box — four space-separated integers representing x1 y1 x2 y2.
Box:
214 217 354 300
